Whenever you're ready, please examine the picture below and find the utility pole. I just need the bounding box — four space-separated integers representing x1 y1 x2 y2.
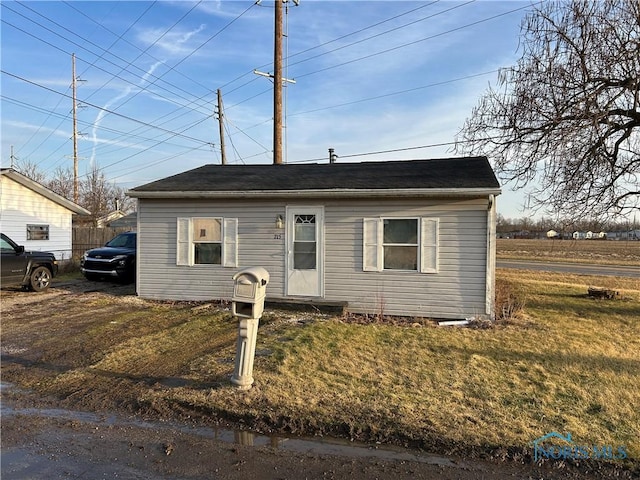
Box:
72 53 79 203
273 0 283 165
217 89 227 165
10 145 15 168
254 1 297 165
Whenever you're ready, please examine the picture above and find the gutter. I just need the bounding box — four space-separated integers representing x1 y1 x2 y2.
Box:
128 187 502 199
2 169 91 215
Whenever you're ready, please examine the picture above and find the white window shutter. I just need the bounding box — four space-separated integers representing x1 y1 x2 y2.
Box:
363 218 382 272
223 218 238 267
176 218 191 266
420 218 439 273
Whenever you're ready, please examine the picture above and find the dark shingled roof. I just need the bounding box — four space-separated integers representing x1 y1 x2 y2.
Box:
130 157 500 193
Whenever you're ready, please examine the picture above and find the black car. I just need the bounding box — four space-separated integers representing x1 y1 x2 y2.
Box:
80 232 136 283
1 233 58 292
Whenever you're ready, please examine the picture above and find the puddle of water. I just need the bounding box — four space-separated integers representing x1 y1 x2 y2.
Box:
1 382 458 468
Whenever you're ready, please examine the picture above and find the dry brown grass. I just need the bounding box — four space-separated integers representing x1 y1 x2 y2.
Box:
497 238 640 265
2 271 639 467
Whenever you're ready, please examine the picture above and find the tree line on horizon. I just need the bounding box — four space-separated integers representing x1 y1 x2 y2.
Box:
496 213 639 235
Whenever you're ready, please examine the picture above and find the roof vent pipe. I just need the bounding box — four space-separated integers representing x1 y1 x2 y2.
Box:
328 148 337 164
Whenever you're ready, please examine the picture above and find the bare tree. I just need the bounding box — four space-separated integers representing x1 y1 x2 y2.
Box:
10 160 135 221
79 165 136 224
46 166 75 200
81 164 114 225
456 0 639 219
14 159 47 184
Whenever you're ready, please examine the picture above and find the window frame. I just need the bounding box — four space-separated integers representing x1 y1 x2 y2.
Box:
381 218 419 271
293 213 318 270
363 217 439 274
192 217 222 265
176 217 237 267
26 224 50 241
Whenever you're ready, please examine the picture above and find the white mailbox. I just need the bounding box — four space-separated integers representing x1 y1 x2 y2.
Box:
232 267 270 319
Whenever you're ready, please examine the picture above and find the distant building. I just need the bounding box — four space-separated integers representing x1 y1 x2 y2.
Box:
607 229 640 240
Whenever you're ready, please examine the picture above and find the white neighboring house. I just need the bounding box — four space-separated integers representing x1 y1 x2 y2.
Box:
1 168 90 261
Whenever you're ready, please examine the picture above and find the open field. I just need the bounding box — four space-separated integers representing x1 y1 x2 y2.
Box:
497 238 640 266
1 271 639 478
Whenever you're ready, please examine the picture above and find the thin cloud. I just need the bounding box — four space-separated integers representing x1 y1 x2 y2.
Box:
136 24 207 57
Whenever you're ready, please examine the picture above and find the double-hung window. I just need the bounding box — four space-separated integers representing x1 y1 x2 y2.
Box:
176 217 237 267
363 217 438 273
193 218 222 264
382 218 418 270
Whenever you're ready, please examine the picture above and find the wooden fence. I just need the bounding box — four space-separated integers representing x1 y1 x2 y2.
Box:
72 227 130 260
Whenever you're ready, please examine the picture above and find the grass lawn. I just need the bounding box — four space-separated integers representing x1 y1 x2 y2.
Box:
10 269 640 467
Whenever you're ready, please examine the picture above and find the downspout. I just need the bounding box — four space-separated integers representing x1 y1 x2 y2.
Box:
486 194 497 319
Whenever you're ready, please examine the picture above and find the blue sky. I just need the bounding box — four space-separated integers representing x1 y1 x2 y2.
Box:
1 1 536 218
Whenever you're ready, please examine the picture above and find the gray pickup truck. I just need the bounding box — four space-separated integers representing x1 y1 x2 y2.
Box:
1 233 58 292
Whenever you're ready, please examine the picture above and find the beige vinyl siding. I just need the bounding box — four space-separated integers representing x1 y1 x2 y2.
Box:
136 197 490 319
321 199 488 318
137 200 287 302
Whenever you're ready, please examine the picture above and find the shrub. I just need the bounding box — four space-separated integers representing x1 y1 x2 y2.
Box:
494 277 526 321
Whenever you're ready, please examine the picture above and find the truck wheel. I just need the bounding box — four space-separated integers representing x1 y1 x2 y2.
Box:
29 266 52 292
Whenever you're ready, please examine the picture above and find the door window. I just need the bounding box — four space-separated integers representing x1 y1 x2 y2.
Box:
293 214 316 270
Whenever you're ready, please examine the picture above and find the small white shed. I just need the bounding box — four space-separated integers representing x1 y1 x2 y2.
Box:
1 168 90 261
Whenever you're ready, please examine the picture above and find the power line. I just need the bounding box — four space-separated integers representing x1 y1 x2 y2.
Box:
80 0 259 129
2 94 205 176
285 142 458 165
293 2 539 80
221 2 527 116
2 70 213 146
289 69 500 117
286 1 441 63
288 0 470 71
2 1 531 185
1 3 218 123
109 144 208 181
288 137 504 165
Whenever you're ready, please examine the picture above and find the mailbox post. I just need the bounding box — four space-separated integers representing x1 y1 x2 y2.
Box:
231 267 269 390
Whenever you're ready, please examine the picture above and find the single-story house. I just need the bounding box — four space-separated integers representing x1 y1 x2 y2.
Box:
108 211 137 229
1 168 90 261
95 210 128 228
128 157 501 320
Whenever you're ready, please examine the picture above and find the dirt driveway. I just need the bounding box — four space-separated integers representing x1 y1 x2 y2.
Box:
0 279 630 479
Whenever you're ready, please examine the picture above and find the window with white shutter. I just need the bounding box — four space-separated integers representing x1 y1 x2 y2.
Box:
363 218 381 271
223 218 238 267
420 218 439 273
176 217 238 267
177 218 191 265
363 217 439 273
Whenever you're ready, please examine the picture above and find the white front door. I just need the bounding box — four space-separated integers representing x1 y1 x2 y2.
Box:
286 206 324 297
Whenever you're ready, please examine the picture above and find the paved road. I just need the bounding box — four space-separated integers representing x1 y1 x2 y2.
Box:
497 260 640 278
